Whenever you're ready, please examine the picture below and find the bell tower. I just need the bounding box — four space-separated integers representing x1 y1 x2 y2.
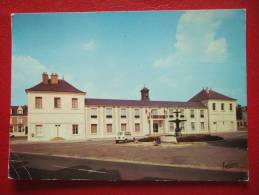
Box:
140 86 150 101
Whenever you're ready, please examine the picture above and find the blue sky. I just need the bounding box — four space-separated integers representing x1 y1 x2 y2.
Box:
12 10 246 105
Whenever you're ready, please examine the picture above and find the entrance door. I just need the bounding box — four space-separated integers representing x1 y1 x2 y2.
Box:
153 123 159 133
212 122 217 131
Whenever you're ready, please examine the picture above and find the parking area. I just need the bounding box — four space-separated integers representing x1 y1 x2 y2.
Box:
10 131 247 171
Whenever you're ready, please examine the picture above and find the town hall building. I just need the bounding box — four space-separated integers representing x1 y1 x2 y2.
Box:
25 72 237 141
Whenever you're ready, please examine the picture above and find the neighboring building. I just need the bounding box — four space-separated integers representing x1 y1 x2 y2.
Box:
10 105 28 136
236 105 247 129
25 72 237 141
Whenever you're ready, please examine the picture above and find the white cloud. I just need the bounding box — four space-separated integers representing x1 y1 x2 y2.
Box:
11 55 47 104
153 11 230 68
83 39 96 51
12 55 47 84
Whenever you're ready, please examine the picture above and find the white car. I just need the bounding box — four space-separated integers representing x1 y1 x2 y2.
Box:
10 133 15 138
115 131 135 143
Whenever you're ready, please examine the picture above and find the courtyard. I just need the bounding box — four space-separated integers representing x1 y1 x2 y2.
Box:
10 131 248 174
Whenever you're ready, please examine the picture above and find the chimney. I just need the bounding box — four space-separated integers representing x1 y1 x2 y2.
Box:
204 87 209 94
42 72 49 84
50 73 58 84
140 86 150 101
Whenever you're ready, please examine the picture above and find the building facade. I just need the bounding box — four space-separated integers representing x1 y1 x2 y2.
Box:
236 105 247 129
25 73 237 141
10 106 28 136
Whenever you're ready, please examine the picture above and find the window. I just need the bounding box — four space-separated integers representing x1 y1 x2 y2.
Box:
35 97 42 109
134 109 140 118
180 109 184 118
200 110 204 118
17 108 23 114
72 124 78 134
151 109 158 115
169 122 174 132
191 122 195 131
229 103 233 111
91 108 97 118
17 117 23 124
190 110 195 118
121 123 127 131
54 97 61 108
135 123 140 132
18 125 23 132
169 109 174 118
200 122 205 130
107 124 112 133
121 108 127 118
10 125 13 132
221 103 224 111
212 103 216 111
35 124 43 136
91 124 97 134
180 122 185 131
72 98 78 109
106 108 112 118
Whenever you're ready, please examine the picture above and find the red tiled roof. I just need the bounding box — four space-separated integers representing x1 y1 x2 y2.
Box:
11 105 28 116
188 89 236 102
25 79 85 94
85 98 206 108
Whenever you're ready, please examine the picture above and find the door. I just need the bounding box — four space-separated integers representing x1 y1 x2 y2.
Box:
212 122 217 131
153 123 159 133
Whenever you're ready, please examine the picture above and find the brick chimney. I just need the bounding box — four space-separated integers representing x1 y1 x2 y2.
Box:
50 73 58 84
204 86 209 94
42 72 49 84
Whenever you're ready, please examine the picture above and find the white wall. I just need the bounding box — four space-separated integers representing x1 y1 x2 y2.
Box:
27 92 86 141
27 91 237 141
203 100 237 132
84 106 210 139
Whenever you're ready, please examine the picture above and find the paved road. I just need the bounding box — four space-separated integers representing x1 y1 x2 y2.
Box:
9 153 247 181
10 131 248 171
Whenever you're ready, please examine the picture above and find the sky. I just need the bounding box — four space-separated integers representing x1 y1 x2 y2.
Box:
11 10 246 106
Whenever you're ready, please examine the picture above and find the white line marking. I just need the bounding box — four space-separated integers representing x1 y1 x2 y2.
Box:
53 165 107 174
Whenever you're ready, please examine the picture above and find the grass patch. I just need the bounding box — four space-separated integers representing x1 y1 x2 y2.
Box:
138 134 224 143
177 134 224 142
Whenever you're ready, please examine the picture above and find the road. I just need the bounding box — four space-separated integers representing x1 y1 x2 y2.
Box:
9 152 247 181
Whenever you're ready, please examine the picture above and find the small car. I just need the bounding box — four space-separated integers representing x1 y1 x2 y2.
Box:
115 131 135 143
10 133 15 138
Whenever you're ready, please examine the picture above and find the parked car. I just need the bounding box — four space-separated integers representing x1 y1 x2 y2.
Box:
115 131 135 143
10 133 15 138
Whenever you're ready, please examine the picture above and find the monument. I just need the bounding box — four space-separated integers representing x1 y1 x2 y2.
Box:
169 110 187 137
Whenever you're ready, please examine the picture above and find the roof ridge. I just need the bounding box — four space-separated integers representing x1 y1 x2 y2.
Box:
188 88 236 102
26 79 85 94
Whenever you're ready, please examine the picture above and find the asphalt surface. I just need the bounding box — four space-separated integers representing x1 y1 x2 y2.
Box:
9 152 248 181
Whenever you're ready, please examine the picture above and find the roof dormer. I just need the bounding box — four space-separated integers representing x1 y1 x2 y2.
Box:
17 106 23 115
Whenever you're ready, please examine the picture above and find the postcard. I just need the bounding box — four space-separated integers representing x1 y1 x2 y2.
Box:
9 10 247 181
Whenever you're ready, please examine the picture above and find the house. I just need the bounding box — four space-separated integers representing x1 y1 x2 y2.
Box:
10 105 28 136
25 72 237 141
236 105 247 129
